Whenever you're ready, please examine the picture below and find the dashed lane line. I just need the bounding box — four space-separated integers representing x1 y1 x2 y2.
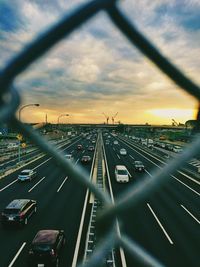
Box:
8 242 26 267
57 176 68 192
28 177 45 192
147 203 173 245
181 204 200 224
0 179 18 192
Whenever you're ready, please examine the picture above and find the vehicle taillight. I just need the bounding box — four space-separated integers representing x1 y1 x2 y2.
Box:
19 212 25 219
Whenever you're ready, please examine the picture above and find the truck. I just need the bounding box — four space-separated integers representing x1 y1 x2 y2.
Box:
141 138 154 148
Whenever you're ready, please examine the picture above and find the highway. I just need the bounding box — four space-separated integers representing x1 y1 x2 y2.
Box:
0 136 95 267
103 134 200 267
0 132 199 267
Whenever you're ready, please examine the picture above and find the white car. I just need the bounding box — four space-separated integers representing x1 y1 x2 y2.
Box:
173 146 183 153
115 165 129 183
113 140 118 145
65 154 73 161
120 148 127 155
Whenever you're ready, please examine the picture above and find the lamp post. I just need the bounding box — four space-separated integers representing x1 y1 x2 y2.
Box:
18 103 40 162
57 114 69 125
19 103 40 121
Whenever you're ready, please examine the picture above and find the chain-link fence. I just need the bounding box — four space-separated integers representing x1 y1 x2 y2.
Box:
0 0 200 266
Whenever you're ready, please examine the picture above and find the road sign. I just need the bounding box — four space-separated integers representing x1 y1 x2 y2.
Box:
17 134 23 141
21 143 26 148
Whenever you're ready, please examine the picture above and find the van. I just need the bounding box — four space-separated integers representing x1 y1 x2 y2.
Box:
115 165 129 183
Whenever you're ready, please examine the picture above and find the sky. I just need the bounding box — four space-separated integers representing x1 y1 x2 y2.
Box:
0 0 200 125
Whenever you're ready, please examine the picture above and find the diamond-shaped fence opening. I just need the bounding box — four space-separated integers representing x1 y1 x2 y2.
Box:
0 1 200 267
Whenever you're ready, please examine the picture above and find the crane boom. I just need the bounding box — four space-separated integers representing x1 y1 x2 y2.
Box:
102 113 109 124
112 112 118 124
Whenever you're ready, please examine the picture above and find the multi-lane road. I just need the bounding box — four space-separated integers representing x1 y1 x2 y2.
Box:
0 132 199 267
103 134 200 267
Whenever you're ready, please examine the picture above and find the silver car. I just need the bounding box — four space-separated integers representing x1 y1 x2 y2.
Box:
18 169 37 182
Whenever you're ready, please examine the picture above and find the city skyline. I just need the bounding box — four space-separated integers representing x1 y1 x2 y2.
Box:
0 0 200 124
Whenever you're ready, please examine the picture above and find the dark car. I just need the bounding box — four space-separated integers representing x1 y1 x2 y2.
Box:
81 155 91 164
1 199 37 226
88 145 94 151
28 229 66 267
133 161 145 172
77 144 83 150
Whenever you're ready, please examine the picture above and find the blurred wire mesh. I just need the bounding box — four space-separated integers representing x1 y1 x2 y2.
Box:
0 0 200 266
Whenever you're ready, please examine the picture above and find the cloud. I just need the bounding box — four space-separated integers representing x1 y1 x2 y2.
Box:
1 0 199 124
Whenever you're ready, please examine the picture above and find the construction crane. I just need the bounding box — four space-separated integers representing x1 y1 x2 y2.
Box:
112 112 118 124
172 119 179 126
102 113 109 124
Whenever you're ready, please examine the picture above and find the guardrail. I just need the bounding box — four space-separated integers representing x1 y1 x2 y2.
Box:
84 134 116 266
0 0 200 266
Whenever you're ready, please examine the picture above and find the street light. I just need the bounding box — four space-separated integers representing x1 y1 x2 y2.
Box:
18 103 40 163
18 103 40 121
57 114 69 124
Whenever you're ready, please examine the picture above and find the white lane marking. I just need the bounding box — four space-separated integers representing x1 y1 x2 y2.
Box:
8 242 26 267
32 158 51 170
178 171 200 186
113 147 115 151
102 142 127 267
72 190 89 267
28 177 45 192
120 139 200 195
127 169 132 178
72 142 97 267
0 179 18 192
57 176 68 192
171 175 200 196
75 158 79 165
147 203 173 245
145 169 153 177
129 155 135 160
71 150 74 153
117 154 121 159
32 138 79 170
181 204 200 224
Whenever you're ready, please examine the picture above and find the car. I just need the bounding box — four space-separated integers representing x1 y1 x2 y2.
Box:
91 139 96 144
7 143 18 149
173 146 183 153
115 165 129 183
105 140 110 145
18 169 37 182
133 161 145 172
1 199 37 226
165 144 174 151
88 146 95 151
120 148 127 155
65 154 73 161
77 144 83 150
81 155 91 164
113 140 118 145
28 229 66 267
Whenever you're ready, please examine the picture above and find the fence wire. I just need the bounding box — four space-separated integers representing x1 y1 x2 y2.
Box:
0 0 200 266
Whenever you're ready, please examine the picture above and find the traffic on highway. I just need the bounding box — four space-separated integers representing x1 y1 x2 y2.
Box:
0 131 199 267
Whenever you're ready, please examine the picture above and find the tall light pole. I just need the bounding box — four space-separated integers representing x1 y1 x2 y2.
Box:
19 103 40 121
18 103 40 162
57 114 69 124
